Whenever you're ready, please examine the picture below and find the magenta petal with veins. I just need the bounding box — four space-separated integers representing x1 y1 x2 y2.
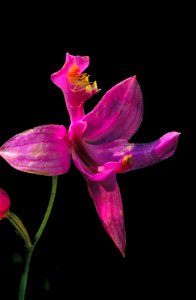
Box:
0 125 71 176
83 76 143 143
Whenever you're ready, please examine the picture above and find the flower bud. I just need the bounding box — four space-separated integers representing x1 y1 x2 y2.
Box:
0 188 11 220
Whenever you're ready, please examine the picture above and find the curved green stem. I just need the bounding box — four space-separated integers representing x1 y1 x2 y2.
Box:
34 176 58 246
19 176 58 300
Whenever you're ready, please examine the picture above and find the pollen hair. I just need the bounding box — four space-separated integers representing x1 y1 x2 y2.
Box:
68 64 98 93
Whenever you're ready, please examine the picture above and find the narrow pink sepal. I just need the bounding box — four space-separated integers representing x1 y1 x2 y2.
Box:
87 178 126 256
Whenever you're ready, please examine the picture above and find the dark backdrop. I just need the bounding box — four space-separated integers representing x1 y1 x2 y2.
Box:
0 3 193 299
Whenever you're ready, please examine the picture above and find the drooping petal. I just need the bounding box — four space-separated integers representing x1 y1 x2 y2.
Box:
82 132 180 173
51 53 98 122
0 188 11 220
83 76 143 144
0 125 71 176
87 178 126 256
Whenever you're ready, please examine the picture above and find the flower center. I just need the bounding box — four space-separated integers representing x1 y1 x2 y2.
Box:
67 64 98 93
74 138 98 173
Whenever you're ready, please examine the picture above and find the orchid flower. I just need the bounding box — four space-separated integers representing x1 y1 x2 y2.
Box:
0 53 180 255
0 188 11 220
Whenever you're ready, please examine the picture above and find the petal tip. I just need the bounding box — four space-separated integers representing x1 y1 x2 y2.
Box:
119 246 126 257
129 74 138 83
107 224 126 257
155 131 180 160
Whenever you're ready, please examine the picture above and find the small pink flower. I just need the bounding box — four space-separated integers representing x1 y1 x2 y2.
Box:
0 53 180 255
0 188 11 220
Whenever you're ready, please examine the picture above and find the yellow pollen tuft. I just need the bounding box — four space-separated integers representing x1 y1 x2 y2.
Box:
67 64 98 93
121 154 133 167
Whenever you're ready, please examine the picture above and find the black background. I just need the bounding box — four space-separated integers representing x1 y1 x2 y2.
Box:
0 3 193 299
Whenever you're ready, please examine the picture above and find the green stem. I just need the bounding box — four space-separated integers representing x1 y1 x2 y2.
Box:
34 176 58 245
19 176 58 300
19 246 33 300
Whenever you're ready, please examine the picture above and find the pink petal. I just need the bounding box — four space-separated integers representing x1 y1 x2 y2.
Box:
122 131 180 172
83 76 143 143
87 178 126 256
83 132 180 172
51 53 98 122
0 188 11 220
0 125 71 176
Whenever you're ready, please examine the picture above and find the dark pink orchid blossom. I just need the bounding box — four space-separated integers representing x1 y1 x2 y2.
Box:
0 188 11 220
0 53 180 255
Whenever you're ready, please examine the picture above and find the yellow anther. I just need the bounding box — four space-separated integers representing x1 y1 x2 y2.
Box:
121 154 133 167
67 64 98 93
